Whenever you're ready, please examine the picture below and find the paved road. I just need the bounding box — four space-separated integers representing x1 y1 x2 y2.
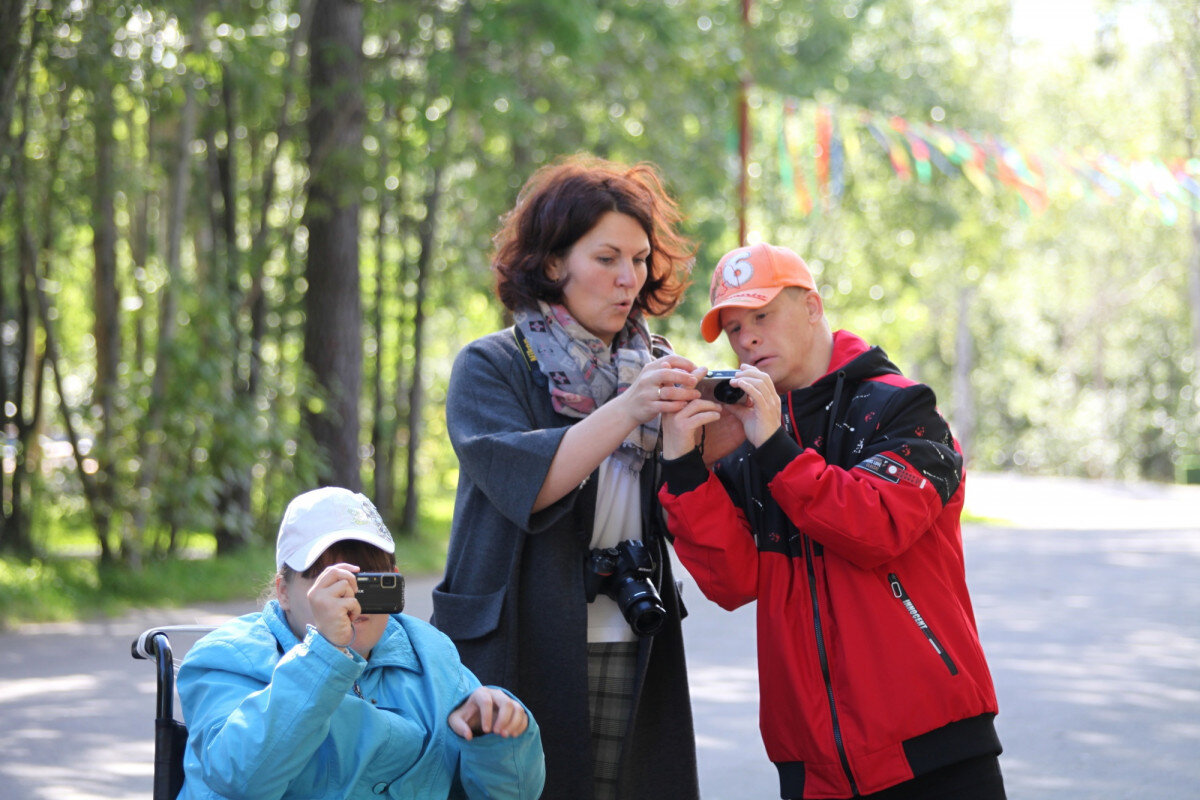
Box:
1 473 1198 799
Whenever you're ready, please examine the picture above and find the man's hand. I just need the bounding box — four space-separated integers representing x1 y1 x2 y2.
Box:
726 365 782 448
448 687 529 741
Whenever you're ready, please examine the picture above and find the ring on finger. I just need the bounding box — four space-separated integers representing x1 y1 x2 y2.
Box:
657 386 662 400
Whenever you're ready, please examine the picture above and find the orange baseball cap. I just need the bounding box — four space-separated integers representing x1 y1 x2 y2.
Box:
700 243 816 342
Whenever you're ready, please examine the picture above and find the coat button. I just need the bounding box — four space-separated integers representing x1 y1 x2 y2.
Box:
372 782 389 794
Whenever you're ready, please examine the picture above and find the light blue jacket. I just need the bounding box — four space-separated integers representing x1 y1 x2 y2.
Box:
176 601 545 800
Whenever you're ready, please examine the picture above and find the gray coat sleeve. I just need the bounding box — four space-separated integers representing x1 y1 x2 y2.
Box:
445 331 580 534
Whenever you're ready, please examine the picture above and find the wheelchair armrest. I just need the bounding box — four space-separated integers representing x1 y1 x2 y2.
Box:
132 625 220 661
131 626 219 722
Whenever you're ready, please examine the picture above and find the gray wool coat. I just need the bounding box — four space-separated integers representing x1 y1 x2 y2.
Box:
432 328 700 800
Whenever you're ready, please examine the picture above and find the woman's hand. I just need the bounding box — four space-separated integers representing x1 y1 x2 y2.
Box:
532 356 702 513
307 563 361 649
448 687 529 741
617 356 703 426
726 365 782 448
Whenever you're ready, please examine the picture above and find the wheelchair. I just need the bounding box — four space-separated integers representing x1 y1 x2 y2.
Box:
131 625 218 800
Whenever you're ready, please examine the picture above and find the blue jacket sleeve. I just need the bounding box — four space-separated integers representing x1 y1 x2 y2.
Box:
454 686 546 800
178 626 362 800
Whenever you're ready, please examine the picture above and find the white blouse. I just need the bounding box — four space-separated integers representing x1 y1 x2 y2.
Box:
586 455 644 643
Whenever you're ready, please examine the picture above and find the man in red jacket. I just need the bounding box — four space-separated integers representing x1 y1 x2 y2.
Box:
659 242 1006 799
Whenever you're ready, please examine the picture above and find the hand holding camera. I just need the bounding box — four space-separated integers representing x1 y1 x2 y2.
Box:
306 563 364 647
721 365 782 448
663 364 782 460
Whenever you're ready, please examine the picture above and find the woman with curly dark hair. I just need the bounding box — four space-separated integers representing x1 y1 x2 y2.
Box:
433 155 703 800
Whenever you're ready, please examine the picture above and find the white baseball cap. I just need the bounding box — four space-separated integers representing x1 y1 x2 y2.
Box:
276 487 395 571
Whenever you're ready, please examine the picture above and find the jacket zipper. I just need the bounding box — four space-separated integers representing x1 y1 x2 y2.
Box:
789 392 858 795
804 535 858 796
888 573 959 675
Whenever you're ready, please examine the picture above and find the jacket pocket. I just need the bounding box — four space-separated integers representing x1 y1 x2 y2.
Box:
431 583 507 641
888 573 958 675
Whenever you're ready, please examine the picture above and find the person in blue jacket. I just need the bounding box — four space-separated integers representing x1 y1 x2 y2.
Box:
176 486 546 800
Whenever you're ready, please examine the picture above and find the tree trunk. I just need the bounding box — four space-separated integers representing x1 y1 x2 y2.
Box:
130 15 203 557
209 67 254 554
0 0 36 554
1 35 47 557
302 0 365 491
370 104 394 514
400 169 444 534
91 56 118 550
0 0 29 216
4 135 36 557
130 110 152 378
388 211 412 532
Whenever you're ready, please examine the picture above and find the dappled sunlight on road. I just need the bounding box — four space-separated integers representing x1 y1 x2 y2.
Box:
965 519 1200 799
0 604 244 800
685 664 759 704
966 472 1200 531
0 672 99 703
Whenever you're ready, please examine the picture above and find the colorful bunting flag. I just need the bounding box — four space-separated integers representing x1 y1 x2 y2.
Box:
782 102 813 215
750 99 1200 225
816 105 832 204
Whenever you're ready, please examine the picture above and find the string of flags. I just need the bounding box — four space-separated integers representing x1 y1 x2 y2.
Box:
768 99 1200 226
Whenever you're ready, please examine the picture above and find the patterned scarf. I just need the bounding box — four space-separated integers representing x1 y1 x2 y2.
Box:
514 301 659 473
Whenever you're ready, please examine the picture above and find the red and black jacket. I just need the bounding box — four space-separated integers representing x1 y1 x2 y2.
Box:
659 330 1001 799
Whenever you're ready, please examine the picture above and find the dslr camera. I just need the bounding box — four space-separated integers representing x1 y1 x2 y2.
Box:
584 539 667 637
697 369 746 404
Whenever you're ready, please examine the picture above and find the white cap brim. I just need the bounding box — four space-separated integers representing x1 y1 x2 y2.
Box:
279 528 396 572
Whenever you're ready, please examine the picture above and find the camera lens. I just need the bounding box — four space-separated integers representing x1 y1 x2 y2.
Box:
628 601 666 637
616 580 667 636
713 380 745 404
381 574 397 589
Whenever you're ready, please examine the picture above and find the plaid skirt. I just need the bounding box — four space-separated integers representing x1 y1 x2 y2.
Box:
587 641 639 800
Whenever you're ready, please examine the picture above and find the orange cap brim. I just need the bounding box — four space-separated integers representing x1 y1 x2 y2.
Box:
700 285 786 342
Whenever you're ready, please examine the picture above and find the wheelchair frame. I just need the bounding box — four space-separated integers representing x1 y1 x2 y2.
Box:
131 625 218 800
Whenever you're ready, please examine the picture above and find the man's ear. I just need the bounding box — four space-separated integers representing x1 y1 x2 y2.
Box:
805 289 824 323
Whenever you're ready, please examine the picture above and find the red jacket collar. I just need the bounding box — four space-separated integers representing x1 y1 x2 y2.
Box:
824 329 872 376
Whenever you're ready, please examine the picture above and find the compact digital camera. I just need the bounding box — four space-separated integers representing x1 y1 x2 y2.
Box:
584 540 666 636
355 572 406 614
697 369 746 404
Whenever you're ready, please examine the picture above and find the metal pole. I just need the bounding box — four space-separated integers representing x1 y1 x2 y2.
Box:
738 0 751 246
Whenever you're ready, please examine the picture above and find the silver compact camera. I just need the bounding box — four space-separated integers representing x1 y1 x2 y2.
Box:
697 369 746 404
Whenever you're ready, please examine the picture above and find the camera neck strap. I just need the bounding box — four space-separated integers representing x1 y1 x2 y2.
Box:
512 325 548 389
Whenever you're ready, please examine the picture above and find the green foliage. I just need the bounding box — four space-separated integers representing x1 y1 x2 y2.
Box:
0 523 450 629
0 547 273 629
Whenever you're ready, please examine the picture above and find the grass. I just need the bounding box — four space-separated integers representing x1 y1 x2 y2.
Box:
0 527 451 631
962 509 1008 526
